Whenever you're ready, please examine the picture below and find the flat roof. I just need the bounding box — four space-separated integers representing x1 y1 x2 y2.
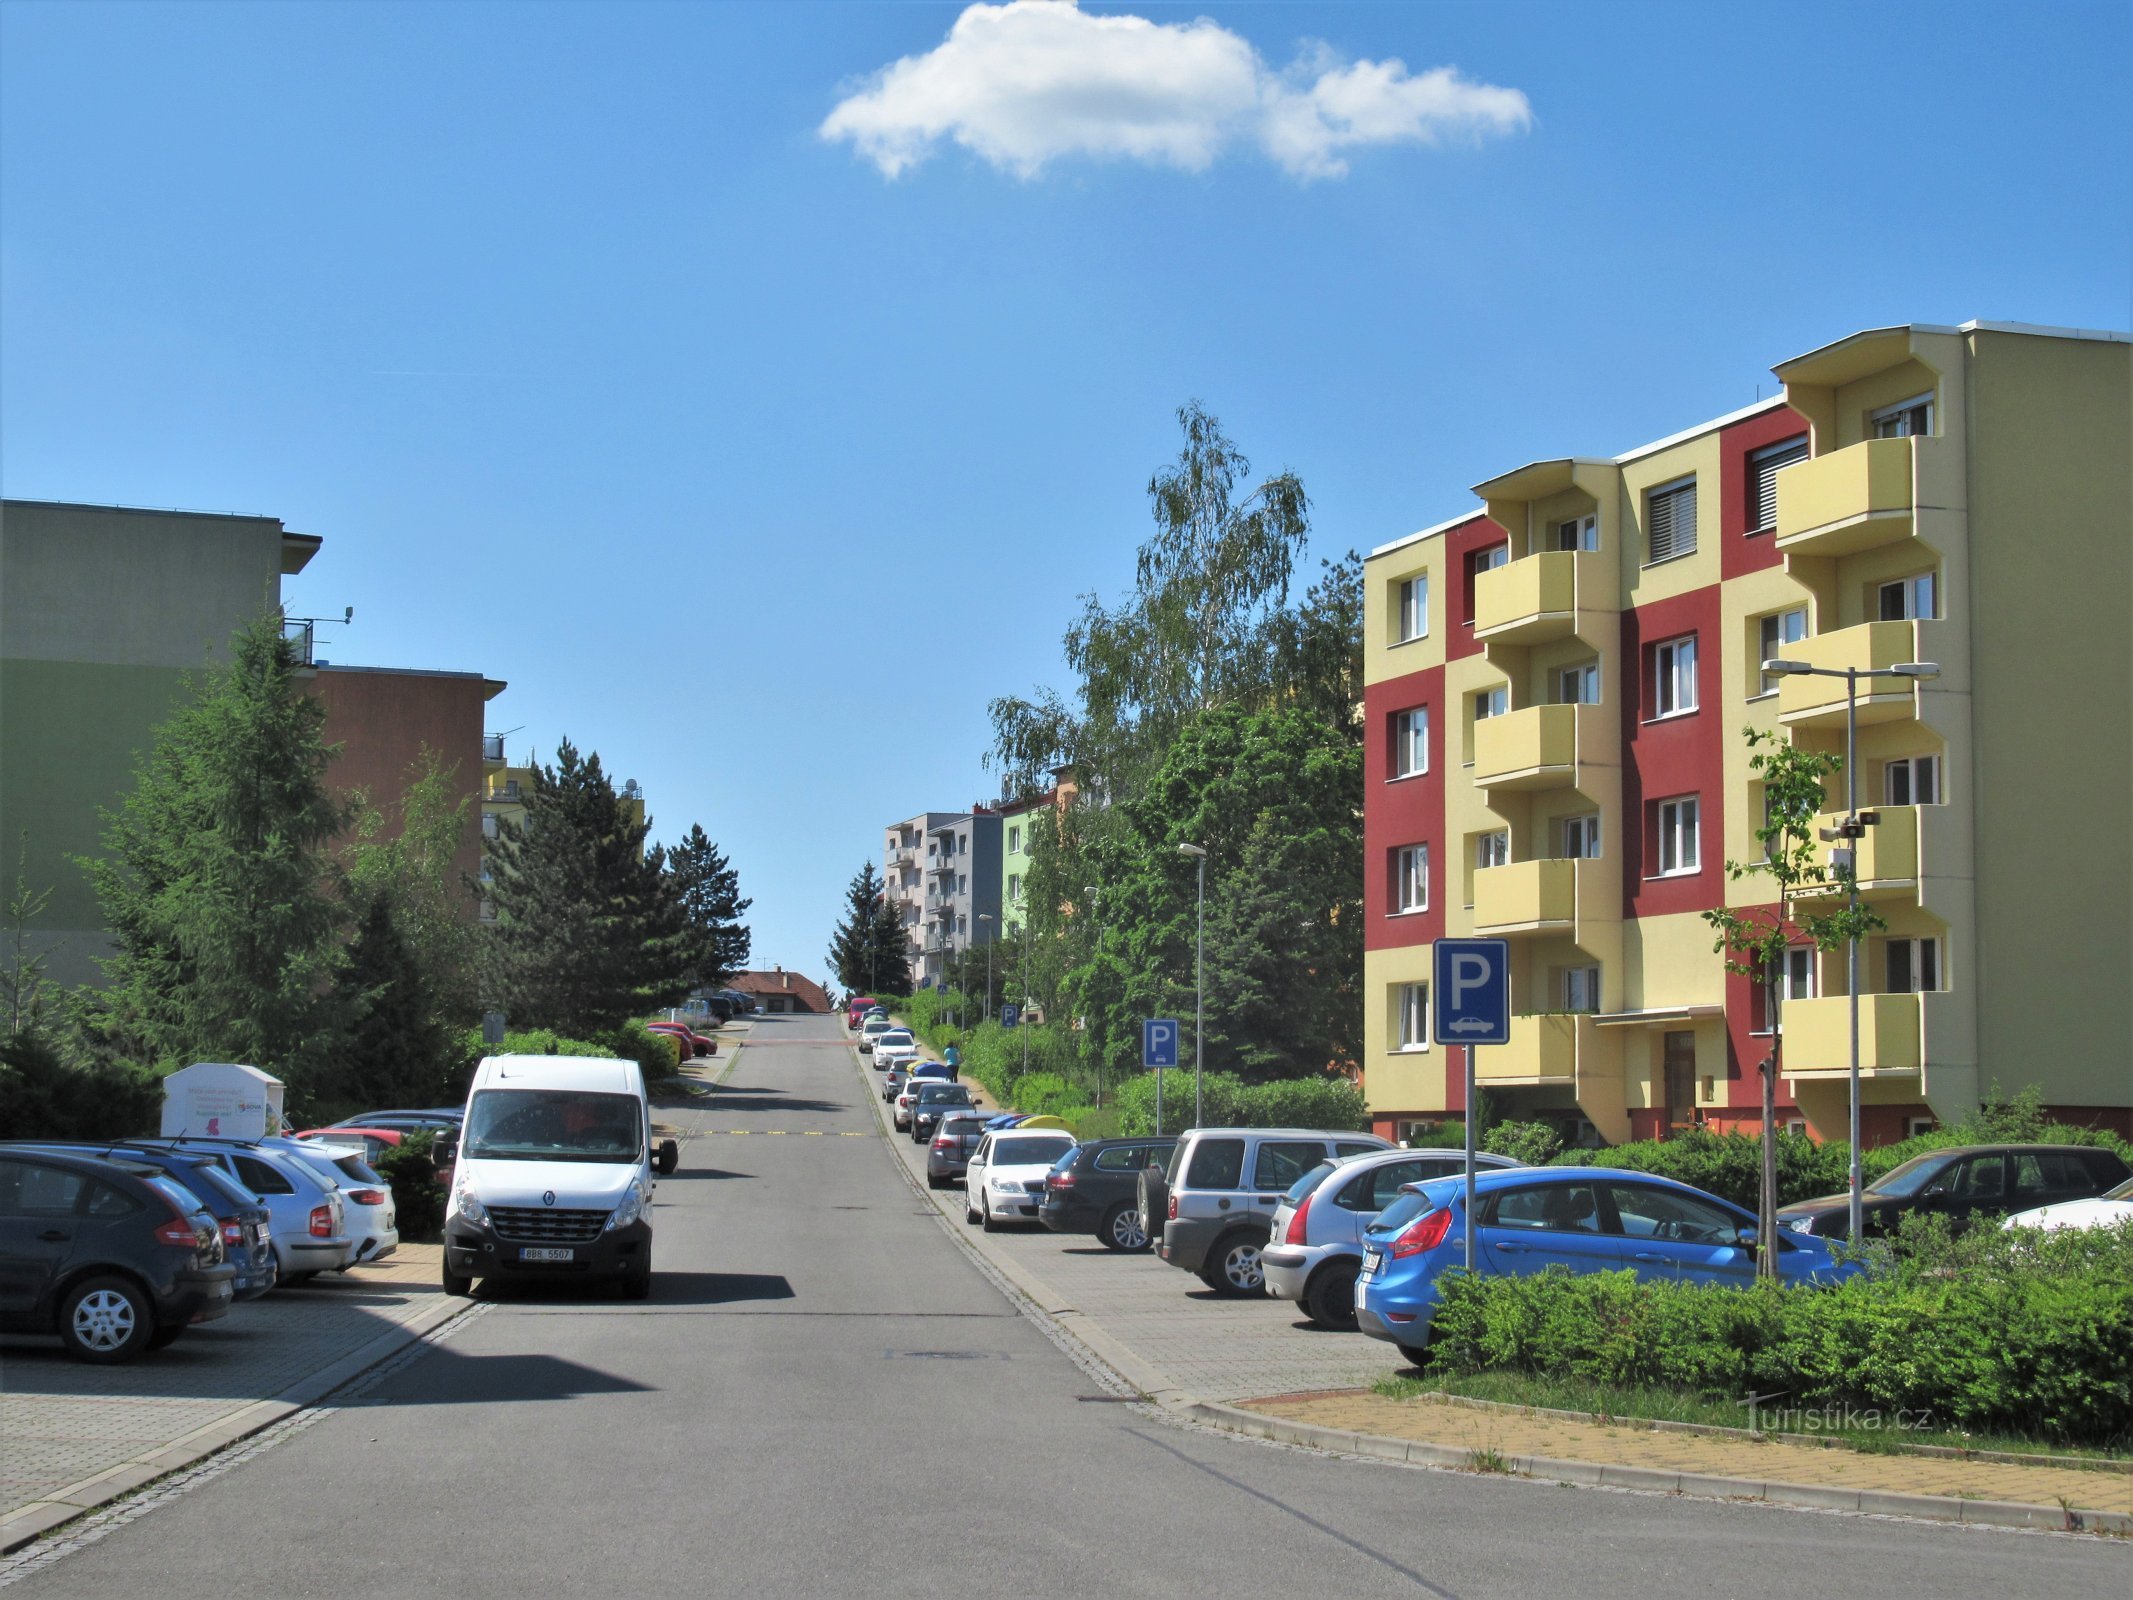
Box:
313 663 508 698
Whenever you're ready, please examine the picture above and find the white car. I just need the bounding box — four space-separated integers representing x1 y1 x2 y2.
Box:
859 1015 895 1055
963 1129 1077 1232
266 1137 400 1268
2003 1175 2133 1233
873 1029 919 1071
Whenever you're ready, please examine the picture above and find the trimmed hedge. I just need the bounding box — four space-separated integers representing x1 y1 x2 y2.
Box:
376 1129 445 1242
1422 1220 2133 1447
454 1022 681 1096
1111 1069 1367 1136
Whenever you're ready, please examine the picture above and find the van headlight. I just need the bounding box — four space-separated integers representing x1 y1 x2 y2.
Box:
450 1187 487 1225
605 1186 645 1231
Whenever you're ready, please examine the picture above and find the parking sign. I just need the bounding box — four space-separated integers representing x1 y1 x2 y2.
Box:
1433 940 1510 1047
1001 1003 1019 1028
1142 1018 1180 1069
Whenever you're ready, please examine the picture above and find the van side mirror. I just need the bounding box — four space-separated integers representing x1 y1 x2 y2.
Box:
656 1139 679 1176
432 1136 458 1169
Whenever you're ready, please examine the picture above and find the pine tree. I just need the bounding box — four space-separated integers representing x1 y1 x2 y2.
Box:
828 863 910 996
336 892 454 1112
84 614 351 1093
344 750 480 1024
666 823 752 988
482 740 692 1036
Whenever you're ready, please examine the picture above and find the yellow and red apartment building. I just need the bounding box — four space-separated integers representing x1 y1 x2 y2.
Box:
1361 320 2130 1151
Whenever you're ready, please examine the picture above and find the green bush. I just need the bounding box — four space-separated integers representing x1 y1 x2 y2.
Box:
1011 1072 1081 1117
609 1020 682 1085
1109 1069 1366 1135
454 1023 679 1096
1422 1220 2133 1447
1552 1128 1840 1210
0 1031 162 1140
376 1129 445 1242
1482 1120 1564 1166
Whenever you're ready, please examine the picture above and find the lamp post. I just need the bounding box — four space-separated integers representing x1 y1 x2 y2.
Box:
978 912 995 1023
1763 656 1940 1249
1177 843 1208 1128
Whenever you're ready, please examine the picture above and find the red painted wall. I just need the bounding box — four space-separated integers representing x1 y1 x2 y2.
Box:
1444 516 1509 664
1720 404 1811 580
1364 665 1443 951
1618 586 1725 920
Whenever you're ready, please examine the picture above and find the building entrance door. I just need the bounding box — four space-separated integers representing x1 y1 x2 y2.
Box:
1663 1032 1698 1134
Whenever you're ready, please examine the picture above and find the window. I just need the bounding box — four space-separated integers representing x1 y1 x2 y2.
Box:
1758 609 1809 694
1254 1141 1326 1191
1748 435 1810 532
1557 662 1599 705
481 814 499 840
1884 755 1942 806
1645 477 1698 563
1093 1144 1149 1173
1654 797 1700 876
1885 938 1942 994
1561 814 1602 859
1904 1116 1937 1140
1484 1183 1602 1233
1183 1137 1245 1190
1340 1160 1436 1213
1651 636 1699 718
1879 572 1937 620
1392 845 1429 913
1773 945 1816 1004
1396 575 1429 642
0 1160 88 1217
956 914 967 935
1397 983 1429 1050
1007 873 1022 902
1563 966 1601 1013
1463 544 1508 623
2013 1151 2092 1201
1008 825 1020 853
1872 393 1933 439
232 1155 295 1195
956 874 967 895
1474 685 1508 722
1391 707 1429 779
1554 514 1599 552
1608 1183 1738 1244
1475 830 1510 872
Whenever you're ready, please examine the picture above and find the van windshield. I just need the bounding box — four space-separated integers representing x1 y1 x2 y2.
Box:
464 1090 643 1163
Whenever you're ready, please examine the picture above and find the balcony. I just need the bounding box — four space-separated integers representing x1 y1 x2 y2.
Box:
1474 551 1609 645
1775 438 1916 558
1473 858 1577 936
1775 622 1923 729
1778 993 1922 1078
1474 1012 1585 1085
1473 703 1607 792
482 733 506 764
1794 806 1920 903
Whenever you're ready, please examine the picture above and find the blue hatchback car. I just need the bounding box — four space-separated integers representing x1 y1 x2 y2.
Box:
1354 1166 1856 1362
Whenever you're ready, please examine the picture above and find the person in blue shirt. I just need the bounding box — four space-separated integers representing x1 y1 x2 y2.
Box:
943 1043 961 1082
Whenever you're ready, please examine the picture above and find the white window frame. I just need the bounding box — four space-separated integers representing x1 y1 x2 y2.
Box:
1650 635 1699 719
1562 966 1601 1013
1871 393 1934 439
1397 983 1430 1052
1475 830 1510 872
1474 685 1508 722
1878 572 1937 621
1645 476 1698 565
1554 513 1598 552
1749 435 1810 533
1758 608 1809 695
1007 873 1022 902
1391 706 1429 779
1884 755 1943 807
1557 661 1600 705
1008 825 1020 853
1885 937 1943 994
1560 813 1602 859
1392 845 1429 914
1396 575 1429 643
1654 796 1700 877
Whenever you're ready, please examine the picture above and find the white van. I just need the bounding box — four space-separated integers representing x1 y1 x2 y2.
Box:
437 1055 673 1300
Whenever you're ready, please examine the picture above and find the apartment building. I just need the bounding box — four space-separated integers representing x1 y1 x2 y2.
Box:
995 789 1059 935
1361 321 2130 1149
0 499 322 986
920 809 1002 987
882 812 957 975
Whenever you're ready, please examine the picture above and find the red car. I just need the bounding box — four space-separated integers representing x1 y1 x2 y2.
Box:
646 1022 714 1059
846 996 880 1029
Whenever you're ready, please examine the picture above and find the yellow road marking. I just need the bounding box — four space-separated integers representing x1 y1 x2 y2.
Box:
693 1129 868 1137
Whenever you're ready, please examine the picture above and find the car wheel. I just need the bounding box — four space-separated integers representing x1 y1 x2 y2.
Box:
965 1199 980 1225
1304 1260 1361 1330
58 1275 153 1363
1202 1234 1265 1296
442 1263 473 1298
1396 1343 1433 1369
927 1174 946 1190
620 1261 652 1302
1101 1202 1148 1253
980 1195 1000 1232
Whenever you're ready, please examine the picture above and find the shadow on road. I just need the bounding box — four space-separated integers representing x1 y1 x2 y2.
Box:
476 1271 795 1308
357 1348 655 1406
659 1165 753 1182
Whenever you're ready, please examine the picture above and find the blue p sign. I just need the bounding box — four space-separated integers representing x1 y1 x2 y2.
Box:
1001 1003 1019 1028
1433 939 1510 1046
1142 1018 1180 1069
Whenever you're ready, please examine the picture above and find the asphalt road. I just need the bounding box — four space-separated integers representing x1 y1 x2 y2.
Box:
10 1011 2124 1597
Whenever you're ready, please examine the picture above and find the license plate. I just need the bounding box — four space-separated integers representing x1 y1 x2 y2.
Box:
1360 1248 1384 1280
521 1247 575 1263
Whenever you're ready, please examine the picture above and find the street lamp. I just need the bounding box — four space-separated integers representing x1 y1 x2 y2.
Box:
1762 656 1940 1249
978 912 995 1023
1177 843 1208 1128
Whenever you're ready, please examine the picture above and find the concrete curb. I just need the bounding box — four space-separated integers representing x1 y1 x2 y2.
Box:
1176 1399 2133 1537
847 1037 2131 1539
0 1291 476 1555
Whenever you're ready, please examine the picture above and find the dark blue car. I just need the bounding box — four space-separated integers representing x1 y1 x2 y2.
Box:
1354 1166 1856 1363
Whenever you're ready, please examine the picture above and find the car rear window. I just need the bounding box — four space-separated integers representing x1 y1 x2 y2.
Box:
1184 1138 1244 1190
1094 1144 1149 1173
142 1174 202 1217
993 1137 1074 1165
334 1156 386 1185
1284 1161 1337 1203
1253 1141 1327 1191
1369 1189 1431 1234
232 1154 297 1195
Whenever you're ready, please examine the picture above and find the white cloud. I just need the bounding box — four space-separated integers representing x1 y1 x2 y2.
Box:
820 1 1531 181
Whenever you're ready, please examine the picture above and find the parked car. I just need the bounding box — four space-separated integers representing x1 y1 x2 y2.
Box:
2004 1172 2133 1233
646 1021 713 1059
299 1126 405 1166
964 1128 1077 1231
1263 1148 1527 1329
1356 1167 1857 1365
859 1015 896 1055
846 996 880 1029
926 1111 992 1190
335 1109 462 1138
1038 1137 1178 1252
909 1083 980 1143
1153 1127 1392 1295
252 1136 399 1268
873 1029 919 1071
1777 1143 2132 1238
9 1141 280 1300
118 1139 350 1284
0 1148 236 1361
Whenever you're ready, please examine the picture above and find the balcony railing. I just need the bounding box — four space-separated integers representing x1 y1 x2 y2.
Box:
1474 551 1610 645
1777 993 1923 1077
1775 622 1924 729
482 733 506 763
1472 858 1578 935
1775 437 1917 558
1795 806 1920 902
1473 703 1606 792
1474 1012 1585 1084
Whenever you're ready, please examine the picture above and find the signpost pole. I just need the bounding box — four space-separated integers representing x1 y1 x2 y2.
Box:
1464 1044 1478 1273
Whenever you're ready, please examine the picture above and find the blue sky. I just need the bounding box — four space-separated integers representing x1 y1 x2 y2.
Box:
5 1 2127 976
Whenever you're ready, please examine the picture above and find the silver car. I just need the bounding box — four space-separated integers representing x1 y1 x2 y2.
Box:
1263 1147 1525 1328
139 1140 351 1284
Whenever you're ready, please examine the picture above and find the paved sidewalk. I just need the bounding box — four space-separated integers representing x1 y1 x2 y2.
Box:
855 1042 2133 1536
0 1246 464 1552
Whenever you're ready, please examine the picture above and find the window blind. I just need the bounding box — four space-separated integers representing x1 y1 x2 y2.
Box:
1647 480 1697 563
1751 438 1809 531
